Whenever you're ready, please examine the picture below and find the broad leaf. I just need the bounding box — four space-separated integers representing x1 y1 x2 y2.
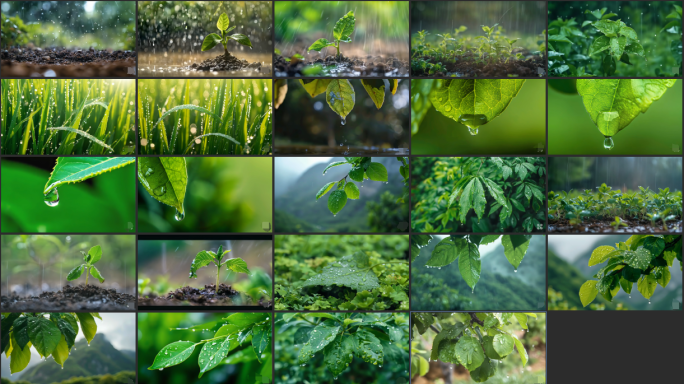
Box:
458 243 481 290
149 341 196 370
9 335 31 374
328 190 348 215
67 264 85 281
333 11 355 42
138 157 187 215
228 34 252 47
12 317 30 351
471 177 486 219
624 248 652 270
579 280 599 307
189 251 215 278
316 182 336 200
360 79 386 109
217 13 230 31
492 334 515 358
225 258 250 274
501 235 531 269
308 38 335 52
637 274 657 299
87 245 102 264
426 237 464 267
224 313 268 327
512 335 528 367
324 333 355 376
323 161 348 175
51 335 69 368
89 266 105 283
430 323 466 361
301 253 380 291
326 79 355 119
27 317 61 357
300 79 333 97
454 336 485 371
44 157 135 194
251 321 271 362
588 245 617 266
298 320 341 364
198 335 233 377
52 317 77 348
344 182 360 199
366 162 388 182
75 313 97 345
355 329 383 365
470 357 498 383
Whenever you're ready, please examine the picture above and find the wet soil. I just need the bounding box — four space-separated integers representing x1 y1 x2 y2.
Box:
274 144 409 155
138 284 272 308
1 284 135 311
549 218 682 233
275 54 409 77
1 47 136 77
189 52 262 72
412 51 546 77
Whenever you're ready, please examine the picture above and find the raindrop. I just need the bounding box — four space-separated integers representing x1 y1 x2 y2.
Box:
44 188 59 207
175 209 185 221
603 137 614 150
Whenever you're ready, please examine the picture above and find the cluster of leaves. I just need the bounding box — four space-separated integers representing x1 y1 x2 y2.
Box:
149 313 271 380
412 157 546 233
2 79 136 155
549 184 682 230
201 13 252 56
275 242 409 311
412 234 532 291
308 11 355 57
411 25 545 76
316 157 408 215
273 78 399 122
280 312 408 378
2 312 100 373
189 245 250 290
66 245 106 286
138 79 271 155
548 6 682 76
1 13 40 47
411 312 535 382
579 235 682 307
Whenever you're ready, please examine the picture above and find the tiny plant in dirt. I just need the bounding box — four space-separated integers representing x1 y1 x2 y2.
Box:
67 245 105 285
189 245 250 291
579 235 682 307
201 13 253 56
308 11 355 57
149 313 272 379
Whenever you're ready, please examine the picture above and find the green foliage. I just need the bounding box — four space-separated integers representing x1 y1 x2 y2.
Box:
44 157 135 195
1 79 136 155
148 313 271 381
2 372 136 384
412 157 546 233
189 245 250 290
316 157 408 215
549 184 682 229
201 12 252 56
578 235 682 306
137 157 188 219
1 13 40 47
275 235 409 311
66 245 106 285
308 11 356 57
2 312 99 373
276 312 408 381
138 79 272 155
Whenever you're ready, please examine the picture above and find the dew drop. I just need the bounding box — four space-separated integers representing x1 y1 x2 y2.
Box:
341 117 346 125
603 137 614 150
153 186 166 196
44 188 60 207
175 209 185 221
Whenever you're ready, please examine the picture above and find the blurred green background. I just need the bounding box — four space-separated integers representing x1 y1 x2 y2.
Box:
548 80 682 154
412 79 546 155
1 1 135 50
1 158 136 233
274 79 409 152
138 238 272 305
138 312 270 384
1 235 136 296
137 157 273 233
275 1 409 59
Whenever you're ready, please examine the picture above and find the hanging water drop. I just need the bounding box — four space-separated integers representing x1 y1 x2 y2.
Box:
603 137 614 150
341 117 346 125
175 209 185 221
44 188 59 207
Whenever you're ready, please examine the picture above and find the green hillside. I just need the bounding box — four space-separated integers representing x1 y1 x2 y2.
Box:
1 372 135 384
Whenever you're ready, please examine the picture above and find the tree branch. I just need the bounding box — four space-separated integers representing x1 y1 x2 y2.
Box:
469 313 484 326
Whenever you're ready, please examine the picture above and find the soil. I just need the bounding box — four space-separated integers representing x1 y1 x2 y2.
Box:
1 47 136 77
1 284 135 311
549 218 682 233
189 52 262 72
412 50 547 77
138 284 272 308
274 54 409 77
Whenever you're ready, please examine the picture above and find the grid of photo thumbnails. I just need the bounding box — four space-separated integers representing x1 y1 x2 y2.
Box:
0 1 682 384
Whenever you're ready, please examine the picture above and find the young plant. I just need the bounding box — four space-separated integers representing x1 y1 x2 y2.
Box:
588 18 644 76
189 245 250 291
149 313 271 379
67 245 105 286
610 216 629 231
2 312 100 373
201 13 253 57
308 11 355 57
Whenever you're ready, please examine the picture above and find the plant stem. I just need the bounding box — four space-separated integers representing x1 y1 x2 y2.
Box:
216 264 220 292
336 42 340 57
85 266 89 286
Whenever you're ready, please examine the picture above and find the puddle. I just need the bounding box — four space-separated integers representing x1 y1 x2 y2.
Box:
138 52 272 77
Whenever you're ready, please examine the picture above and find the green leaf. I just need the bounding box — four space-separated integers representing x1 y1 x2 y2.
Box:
51 317 76 349
512 335 528 367
323 333 355 376
459 178 477 222
189 251 215 278
51 335 70 368
198 335 233 377
458 242 481 290
137 157 187 215
480 235 501 245
426 237 464 267
657 267 671 287
150 341 196 370
9 334 31 374
216 13 230 31
12 317 30 351
366 162 388 182
201 33 222 51
224 313 268 327
482 178 506 207
328 190 348 215
298 320 341 364
75 313 97 345
333 11 355 42
251 321 271 363
619 277 633 294
86 245 102 264
316 182 336 200
27 317 61 357
308 38 335 52
470 357 498 383
225 258 250 274
413 355 429 378
483 336 503 359
228 33 252 48
430 323 466 361
360 79 386 109
44 157 135 195
430 79 525 130
46 127 114 153
637 274 657 299
323 161 348 175
326 79 355 119
1 313 20 353
348 166 364 182
576 79 677 137
471 178 486 220
624 248 652 270
89 266 105 283
355 329 383 365
301 253 380 291
66 264 85 281
454 335 485 371
300 79 333 97
513 313 528 329
588 246 617 266
344 182 360 199
579 280 599 307
643 237 665 258
501 235 531 269
492 334 515 357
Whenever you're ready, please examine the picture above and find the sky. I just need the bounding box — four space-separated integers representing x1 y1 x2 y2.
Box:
549 235 609 262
